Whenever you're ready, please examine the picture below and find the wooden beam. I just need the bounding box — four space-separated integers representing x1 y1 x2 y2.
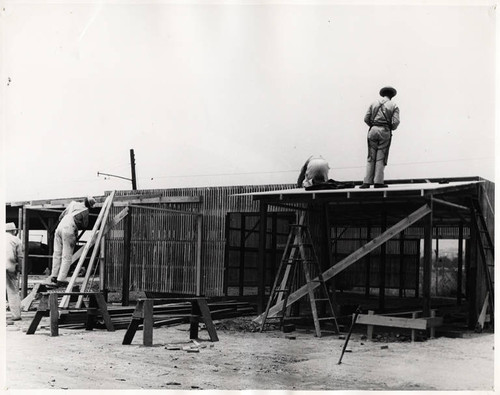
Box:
257 202 268 314
113 196 201 206
423 200 433 317
127 204 199 216
254 204 432 323
379 211 387 312
195 214 203 296
122 206 132 306
457 222 464 305
356 313 443 330
431 197 469 211
21 207 29 298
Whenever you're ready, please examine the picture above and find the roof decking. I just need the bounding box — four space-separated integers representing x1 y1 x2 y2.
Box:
236 179 485 227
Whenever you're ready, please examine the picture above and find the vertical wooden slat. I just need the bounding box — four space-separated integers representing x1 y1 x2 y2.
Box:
457 222 464 305
22 207 29 299
122 207 132 306
423 201 433 317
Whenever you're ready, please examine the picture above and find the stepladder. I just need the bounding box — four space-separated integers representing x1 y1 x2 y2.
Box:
260 216 340 337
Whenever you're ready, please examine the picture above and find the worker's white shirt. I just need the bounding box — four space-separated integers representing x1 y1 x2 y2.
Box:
303 157 329 187
5 232 22 273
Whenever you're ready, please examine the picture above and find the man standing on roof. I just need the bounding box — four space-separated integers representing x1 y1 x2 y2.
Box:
43 197 96 287
5 222 23 321
297 156 330 188
359 86 400 189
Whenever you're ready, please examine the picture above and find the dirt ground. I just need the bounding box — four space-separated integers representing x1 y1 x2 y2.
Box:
2 315 495 391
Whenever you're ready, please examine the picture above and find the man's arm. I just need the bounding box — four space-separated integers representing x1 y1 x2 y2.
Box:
364 104 373 127
391 105 400 130
297 158 311 187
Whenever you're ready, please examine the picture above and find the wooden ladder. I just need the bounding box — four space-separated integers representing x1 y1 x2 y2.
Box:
471 198 494 325
260 215 340 337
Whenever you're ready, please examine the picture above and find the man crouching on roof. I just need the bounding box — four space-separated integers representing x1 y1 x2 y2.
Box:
43 196 96 288
297 156 330 188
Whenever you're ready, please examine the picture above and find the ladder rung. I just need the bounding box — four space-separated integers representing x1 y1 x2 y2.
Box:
292 243 313 248
290 224 308 228
317 317 336 321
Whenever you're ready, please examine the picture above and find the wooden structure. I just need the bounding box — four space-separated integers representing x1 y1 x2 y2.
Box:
26 292 114 336
239 177 494 328
6 176 494 329
356 309 442 342
122 297 218 346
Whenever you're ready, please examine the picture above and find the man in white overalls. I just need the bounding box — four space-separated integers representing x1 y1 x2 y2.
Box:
43 197 96 287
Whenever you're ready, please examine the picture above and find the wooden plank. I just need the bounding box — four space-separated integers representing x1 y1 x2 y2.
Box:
356 314 428 330
122 319 141 345
21 283 41 312
254 204 432 323
196 215 203 296
476 292 489 332
143 300 154 346
49 294 59 336
196 298 219 342
60 194 113 308
113 196 201 206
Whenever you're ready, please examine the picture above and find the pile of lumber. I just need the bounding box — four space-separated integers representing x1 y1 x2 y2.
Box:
57 300 256 330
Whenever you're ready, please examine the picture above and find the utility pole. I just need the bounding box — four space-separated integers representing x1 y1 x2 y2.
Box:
130 149 137 190
97 149 138 191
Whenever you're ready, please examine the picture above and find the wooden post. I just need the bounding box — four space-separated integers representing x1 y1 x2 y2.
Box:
122 207 132 306
49 293 59 337
322 203 337 315
429 309 436 339
99 234 106 298
239 214 246 296
379 211 387 312
21 207 30 299
423 200 433 317
142 299 154 346
47 217 55 275
399 231 405 298
366 310 374 340
411 311 418 342
435 229 440 296
467 214 478 328
195 214 202 296
257 202 268 314
365 223 371 297
457 222 464 305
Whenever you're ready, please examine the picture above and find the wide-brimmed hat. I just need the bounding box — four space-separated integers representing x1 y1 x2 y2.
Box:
6 222 18 232
379 86 397 98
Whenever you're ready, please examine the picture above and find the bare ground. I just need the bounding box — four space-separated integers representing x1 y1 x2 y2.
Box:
2 316 495 391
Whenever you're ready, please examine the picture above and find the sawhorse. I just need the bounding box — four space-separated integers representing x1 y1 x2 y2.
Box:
122 297 219 346
26 292 114 336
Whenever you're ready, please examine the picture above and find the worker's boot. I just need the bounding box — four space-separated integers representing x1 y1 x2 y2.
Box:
56 280 69 288
359 183 371 189
374 183 388 188
42 277 58 287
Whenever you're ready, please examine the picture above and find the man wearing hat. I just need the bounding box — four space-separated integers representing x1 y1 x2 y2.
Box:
359 86 400 189
5 222 23 321
43 196 96 287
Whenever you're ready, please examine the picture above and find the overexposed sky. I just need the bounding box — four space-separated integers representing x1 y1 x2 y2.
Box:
1 1 496 202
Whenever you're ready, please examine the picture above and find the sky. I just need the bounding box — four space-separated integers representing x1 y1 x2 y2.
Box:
0 0 497 203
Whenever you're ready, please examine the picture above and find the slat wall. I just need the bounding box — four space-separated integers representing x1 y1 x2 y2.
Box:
105 184 295 297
